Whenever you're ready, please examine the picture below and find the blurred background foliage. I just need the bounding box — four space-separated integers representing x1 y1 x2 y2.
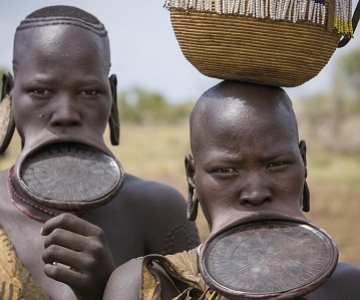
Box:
118 87 193 124
1 48 360 189
115 47 360 158
295 48 360 155
1 48 360 265
1 47 360 136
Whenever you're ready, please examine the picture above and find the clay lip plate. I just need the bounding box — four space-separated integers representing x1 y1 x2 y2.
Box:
19 142 123 210
200 220 338 299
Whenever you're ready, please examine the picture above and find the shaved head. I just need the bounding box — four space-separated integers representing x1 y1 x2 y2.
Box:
190 81 299 158
9 6 115 153
186 80 307 230
13 5 111 75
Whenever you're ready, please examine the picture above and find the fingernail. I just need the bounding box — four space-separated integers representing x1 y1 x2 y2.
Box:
40 227 43 235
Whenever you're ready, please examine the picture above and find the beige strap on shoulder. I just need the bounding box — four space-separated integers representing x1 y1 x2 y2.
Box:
140 249 224 300
0 227 50 300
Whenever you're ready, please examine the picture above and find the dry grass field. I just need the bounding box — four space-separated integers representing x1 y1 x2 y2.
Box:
1 122 360 266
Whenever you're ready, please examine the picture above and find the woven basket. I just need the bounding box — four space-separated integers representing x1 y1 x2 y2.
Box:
167 0 355 87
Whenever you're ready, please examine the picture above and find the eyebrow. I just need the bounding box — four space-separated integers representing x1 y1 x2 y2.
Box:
20 75 105 86
204 148 297 164
21 75 54 85
202 150 242 165
260 150 297 162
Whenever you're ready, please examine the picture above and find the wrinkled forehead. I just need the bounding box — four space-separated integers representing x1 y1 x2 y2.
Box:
13 24 110 73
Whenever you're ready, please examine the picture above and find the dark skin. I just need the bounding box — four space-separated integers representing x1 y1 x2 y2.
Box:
103 81 360 300
0 23 198 300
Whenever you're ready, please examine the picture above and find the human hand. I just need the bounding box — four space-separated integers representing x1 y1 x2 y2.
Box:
41 213 115 300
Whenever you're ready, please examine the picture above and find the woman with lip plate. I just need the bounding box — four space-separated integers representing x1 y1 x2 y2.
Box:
103 81 360 300
0 5 199 300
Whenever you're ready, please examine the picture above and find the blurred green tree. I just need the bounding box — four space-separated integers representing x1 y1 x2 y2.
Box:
117 87 193 124
340 48 360 86
336 48 360 101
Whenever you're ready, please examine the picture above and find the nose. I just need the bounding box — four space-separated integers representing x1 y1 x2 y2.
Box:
238 173 272 206
50 96 82 128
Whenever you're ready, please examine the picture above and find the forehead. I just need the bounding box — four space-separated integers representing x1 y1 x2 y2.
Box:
193 96 298 157
13 25 110 74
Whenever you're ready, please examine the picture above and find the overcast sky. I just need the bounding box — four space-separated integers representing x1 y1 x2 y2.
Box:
0 0 359 103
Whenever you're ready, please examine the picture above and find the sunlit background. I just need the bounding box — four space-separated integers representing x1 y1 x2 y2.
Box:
1 0 360 266
0 0 359 102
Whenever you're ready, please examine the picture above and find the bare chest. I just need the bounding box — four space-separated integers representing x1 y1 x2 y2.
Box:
0 197 75 299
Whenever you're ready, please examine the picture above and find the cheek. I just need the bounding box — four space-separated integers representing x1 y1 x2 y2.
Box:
196 175 221 203
196 174 232 223
98 97 111 117
100 96 111 116
12 88 25 120
12 90 34 137
273 167 305 203
290 166 305 194
85 99 111 130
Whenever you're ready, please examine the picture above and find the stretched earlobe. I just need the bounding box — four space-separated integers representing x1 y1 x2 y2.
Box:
299 140 307 167
185 154 198 221
187 184 199 221
302 181 310 212
108 74 120 146
0 72 15 154
299 140 310 212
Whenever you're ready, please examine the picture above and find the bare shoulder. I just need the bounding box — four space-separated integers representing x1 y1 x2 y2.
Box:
103 256 181 300
330 262 360 286
121 173 185 203
103 258 143 300
306 262 360 300
334 262 360 276
119 173 189 219
118 173 200 254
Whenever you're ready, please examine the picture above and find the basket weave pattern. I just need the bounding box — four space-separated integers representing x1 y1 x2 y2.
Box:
171 8 340 86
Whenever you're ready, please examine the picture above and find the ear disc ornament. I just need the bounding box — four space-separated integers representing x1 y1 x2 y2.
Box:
0 94 15 155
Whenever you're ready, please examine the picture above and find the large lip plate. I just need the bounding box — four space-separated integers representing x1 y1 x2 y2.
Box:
18 142 124 211
199 220 338 300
